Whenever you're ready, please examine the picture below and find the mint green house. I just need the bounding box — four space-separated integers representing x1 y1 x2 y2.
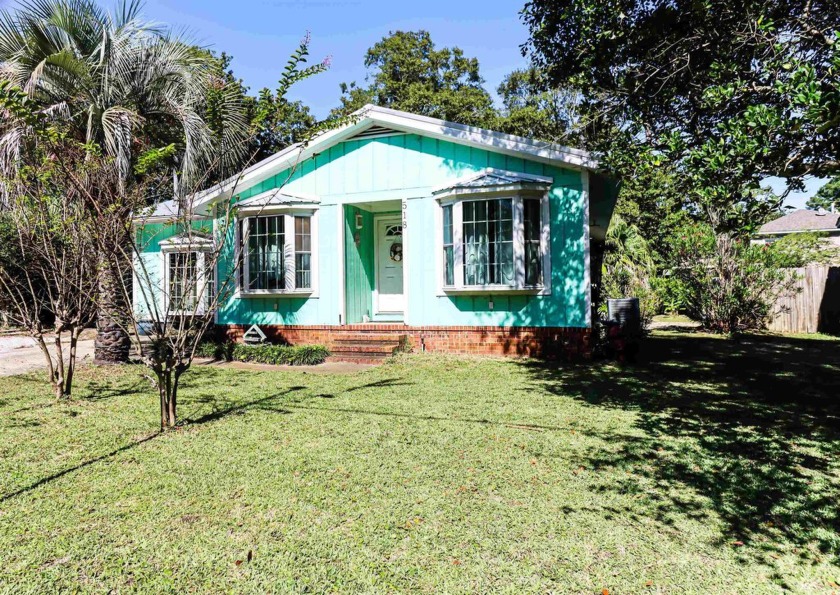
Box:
135 106 617 358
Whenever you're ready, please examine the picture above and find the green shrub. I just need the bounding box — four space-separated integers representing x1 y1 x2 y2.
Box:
195 341 329 366
665 222 799 334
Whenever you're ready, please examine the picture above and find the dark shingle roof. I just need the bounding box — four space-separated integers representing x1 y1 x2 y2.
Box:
758 209 840 234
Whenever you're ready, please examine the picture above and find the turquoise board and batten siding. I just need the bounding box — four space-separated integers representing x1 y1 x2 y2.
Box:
183 132 602 328
133 220 213 319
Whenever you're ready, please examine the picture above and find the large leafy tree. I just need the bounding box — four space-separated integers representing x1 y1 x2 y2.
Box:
522 0 840 234
806 177 840 212
331 30 496 127
493 67 580 143
0 0 248 362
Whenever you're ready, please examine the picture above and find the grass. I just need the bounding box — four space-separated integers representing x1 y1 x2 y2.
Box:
1 331 840 593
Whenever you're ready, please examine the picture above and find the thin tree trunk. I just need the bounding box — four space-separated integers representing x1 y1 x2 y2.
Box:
65 327 81 397
169 368 183 427
33 335 63 399
53 333 66 399
95 247 131 364
159 369 167 430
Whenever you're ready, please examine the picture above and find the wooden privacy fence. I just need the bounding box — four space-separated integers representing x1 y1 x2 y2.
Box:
769 265 840 334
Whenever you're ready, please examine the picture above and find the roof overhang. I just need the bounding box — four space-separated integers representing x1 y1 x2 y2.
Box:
187 105 599 213
235 189 320 215
432 168 553 201
158 233 213 250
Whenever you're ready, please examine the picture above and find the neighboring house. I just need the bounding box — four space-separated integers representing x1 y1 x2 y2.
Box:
134 106 618 359
755 209 840 248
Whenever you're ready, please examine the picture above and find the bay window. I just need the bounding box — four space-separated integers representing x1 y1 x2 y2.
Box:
523 198 543 287
463 198 515 286
238 210 316 295
436 179 551 293
442 204 455 286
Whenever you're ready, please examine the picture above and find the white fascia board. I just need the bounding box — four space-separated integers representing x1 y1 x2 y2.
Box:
434 184 551 202
191 105 599 211
364 105 598 169
159 235 214 249
191 120 372 211
132 214 206 225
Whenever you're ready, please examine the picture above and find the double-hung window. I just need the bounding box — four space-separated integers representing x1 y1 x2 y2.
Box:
435 169 551 294
462 198 514 286
239 210 316 295
161 236 215 315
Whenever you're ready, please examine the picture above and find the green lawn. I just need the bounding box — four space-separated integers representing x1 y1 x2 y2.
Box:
2 332 840 593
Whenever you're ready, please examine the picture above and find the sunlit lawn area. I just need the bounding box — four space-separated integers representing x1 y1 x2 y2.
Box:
2 331 840 593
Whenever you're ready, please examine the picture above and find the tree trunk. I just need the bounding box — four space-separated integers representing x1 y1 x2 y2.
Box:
95 248 131 364
53 334 66 399
156 365 186 429
65 328 81 397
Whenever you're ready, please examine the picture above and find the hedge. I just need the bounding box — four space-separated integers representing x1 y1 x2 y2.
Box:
195 341 329 366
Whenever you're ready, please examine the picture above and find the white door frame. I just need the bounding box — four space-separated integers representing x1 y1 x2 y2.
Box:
373 214 406 315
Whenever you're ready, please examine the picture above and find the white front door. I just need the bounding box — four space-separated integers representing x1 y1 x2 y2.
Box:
375 218 404 314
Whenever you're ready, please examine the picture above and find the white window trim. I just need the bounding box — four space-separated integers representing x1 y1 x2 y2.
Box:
160 240 215 316
236 207 319 298
435 192 552 296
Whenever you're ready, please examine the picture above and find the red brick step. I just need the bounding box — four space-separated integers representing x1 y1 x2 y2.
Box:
327 333 407 363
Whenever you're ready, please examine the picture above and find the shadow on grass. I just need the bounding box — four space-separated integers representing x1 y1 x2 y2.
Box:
182 386 306 425
0 431 161 503
518 332 840 565
283 402 572 433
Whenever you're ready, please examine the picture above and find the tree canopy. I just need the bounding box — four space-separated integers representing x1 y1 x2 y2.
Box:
522 0 840 233
493 67 579 144
806 178 840 212
330 30 496 126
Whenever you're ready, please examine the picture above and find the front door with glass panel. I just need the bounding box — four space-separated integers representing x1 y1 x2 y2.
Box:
375 218 404 314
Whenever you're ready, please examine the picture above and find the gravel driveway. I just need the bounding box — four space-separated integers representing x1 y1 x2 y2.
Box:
0 335 95 377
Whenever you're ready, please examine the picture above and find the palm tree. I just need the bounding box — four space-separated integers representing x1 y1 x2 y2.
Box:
0 0 247 362
602 214 660 321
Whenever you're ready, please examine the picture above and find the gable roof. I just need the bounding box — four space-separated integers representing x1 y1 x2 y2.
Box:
757 209 840 235
190 105 599 212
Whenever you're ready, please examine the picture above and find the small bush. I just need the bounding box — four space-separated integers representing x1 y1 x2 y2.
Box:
195 342 329 366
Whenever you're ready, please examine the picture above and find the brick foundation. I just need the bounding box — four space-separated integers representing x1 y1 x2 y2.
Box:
218 324 591 360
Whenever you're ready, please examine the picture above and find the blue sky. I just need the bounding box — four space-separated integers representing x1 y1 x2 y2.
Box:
118 0 831 208
141 0 530 119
